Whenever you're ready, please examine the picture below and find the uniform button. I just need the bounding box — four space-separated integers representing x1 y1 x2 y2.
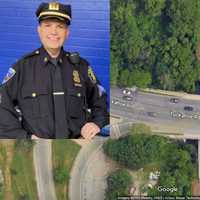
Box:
44 57 48 62
32 93 36 97
35 50 39 54
77 93 81 97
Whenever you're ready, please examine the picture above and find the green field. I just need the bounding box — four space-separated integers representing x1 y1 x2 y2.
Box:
52 140 81 200
0 143 7 200
10 141 38 200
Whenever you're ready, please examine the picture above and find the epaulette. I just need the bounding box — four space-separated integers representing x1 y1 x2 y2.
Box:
22 49 40 60
65 51 70 57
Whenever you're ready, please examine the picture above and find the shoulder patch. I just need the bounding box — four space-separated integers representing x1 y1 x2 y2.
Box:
88 67 97 84
2 68 16 84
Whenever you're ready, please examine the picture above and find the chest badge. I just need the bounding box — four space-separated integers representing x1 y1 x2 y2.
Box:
73 70 82 87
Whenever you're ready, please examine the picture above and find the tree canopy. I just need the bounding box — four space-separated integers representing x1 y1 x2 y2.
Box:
105 169 132 200
103 125 197 196
111 0 200 93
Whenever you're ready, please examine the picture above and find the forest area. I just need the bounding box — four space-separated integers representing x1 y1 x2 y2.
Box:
103 124 197 198
111 0 200 93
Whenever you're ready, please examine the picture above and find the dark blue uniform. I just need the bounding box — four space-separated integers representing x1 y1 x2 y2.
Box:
0 46 109 138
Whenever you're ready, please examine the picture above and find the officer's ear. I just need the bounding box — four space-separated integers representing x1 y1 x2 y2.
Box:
37 25 41 36
65 26 70 39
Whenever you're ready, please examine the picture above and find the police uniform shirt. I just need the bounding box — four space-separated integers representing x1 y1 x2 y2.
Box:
0 46 109 138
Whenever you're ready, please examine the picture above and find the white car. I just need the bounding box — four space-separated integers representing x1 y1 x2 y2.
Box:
123 89 132 95
170 111 183 119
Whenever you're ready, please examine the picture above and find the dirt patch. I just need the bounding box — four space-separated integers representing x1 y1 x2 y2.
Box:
192 180 200 196
128 169 148 196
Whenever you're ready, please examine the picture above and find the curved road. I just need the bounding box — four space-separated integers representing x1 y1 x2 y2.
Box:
33 140 57 200
69 137 111 200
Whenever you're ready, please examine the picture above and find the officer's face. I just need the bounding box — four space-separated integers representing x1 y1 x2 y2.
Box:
37 19 69 51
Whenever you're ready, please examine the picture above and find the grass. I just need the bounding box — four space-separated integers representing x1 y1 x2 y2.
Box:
10 144 38 200
52 140 81 200
0 143 7 200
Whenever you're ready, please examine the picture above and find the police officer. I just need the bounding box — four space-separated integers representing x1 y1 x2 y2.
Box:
0 2 109 139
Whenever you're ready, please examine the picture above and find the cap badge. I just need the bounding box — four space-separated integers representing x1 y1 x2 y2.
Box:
49 2 59 11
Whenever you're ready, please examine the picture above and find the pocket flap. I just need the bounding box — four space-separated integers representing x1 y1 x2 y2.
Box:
67 89 84 98
22 88 48 98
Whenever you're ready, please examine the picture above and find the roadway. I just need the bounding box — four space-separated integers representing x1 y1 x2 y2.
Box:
111 87 200 135
33 139 57 200
69 137 111 200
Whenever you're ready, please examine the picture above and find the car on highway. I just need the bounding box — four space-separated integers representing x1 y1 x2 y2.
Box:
184 106 194 111
147 112 157 117
122 87 137 96
170 111 184 119
192 114 200 120
122 88 132 95
111 99 120 105
111 99 126 106
170 98 180 103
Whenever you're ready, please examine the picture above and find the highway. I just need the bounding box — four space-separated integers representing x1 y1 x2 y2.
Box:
111 87 200 135
33 140 57 200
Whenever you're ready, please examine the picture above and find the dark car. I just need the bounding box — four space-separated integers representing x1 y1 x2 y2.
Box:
170 98 180 103
184 106 194 111
147 112 157 117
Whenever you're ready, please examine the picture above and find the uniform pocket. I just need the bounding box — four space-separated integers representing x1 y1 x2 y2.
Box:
67 89 86 119
20 88 49 119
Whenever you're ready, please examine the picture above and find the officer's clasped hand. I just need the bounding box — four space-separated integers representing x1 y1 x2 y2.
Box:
80 122 100 139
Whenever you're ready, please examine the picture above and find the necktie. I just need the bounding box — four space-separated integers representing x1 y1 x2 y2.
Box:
51 59 69 138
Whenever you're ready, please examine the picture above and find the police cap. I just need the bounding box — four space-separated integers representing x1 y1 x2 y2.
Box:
36 2 71 25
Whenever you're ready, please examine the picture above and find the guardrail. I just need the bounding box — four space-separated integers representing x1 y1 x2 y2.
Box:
140 88 200 101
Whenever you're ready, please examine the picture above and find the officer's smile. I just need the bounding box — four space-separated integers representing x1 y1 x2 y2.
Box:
37 20 69 57
47 35 60 42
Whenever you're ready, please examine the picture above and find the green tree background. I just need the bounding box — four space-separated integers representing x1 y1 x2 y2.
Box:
103 124 197 196
111 0 200 93
105 169 132 200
